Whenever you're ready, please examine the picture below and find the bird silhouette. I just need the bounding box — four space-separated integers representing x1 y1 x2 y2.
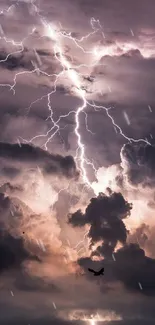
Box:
88 267 104 276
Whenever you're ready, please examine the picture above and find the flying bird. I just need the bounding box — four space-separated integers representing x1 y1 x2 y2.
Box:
88 267 104 276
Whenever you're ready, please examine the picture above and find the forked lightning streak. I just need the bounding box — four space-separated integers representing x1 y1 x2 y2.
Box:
0 0 151 191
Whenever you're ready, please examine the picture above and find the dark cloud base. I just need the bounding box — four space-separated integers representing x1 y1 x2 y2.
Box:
0 142 79 179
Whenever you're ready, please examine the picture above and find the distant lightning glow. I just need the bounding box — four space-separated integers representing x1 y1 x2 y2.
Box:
83 313 102 325
90 320 95 325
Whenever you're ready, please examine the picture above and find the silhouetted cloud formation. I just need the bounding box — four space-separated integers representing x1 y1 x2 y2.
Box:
113 243 155 294
79 243 155 296
69 191 132 258
69 191 155 295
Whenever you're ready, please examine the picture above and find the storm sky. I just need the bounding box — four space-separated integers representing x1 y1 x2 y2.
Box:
1 0 155 324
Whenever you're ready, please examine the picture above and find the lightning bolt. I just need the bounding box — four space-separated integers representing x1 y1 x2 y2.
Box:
83 314 101 325
91 321 96 325
0 0 151 194
0 4 15 16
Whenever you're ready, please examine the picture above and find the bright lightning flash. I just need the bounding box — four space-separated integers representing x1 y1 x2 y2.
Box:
82 312 101 325
43 21 151 191
0 0 151 193
90 320 96 325
0 0 152 268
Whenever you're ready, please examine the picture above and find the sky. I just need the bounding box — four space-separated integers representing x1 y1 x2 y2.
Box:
0 0 155 324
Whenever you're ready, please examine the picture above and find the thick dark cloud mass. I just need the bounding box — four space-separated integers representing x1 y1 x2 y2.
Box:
79 243 155 296
69 191 132 258
0 192 11 212
0 228 38 273
0 50 33 71
0 142 79 179
69 191 155 296
121 143 155 187
0 192 41 271
114 244 155 295
0 182 23 195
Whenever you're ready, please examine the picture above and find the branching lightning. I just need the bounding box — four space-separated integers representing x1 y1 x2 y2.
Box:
0 0 151 193
1 3 152 320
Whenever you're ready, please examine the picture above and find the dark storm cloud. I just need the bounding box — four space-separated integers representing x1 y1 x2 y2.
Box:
69 191 132 258
0 192 11 211
69 191 155 295
0 142 79 179
0 225 38 273
79 243 155 296
113 244 155 295
120 142 155 187
1 0 155 322
35 49 51 56
0 182 23 195
0 50 33 71
0 191 41 272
